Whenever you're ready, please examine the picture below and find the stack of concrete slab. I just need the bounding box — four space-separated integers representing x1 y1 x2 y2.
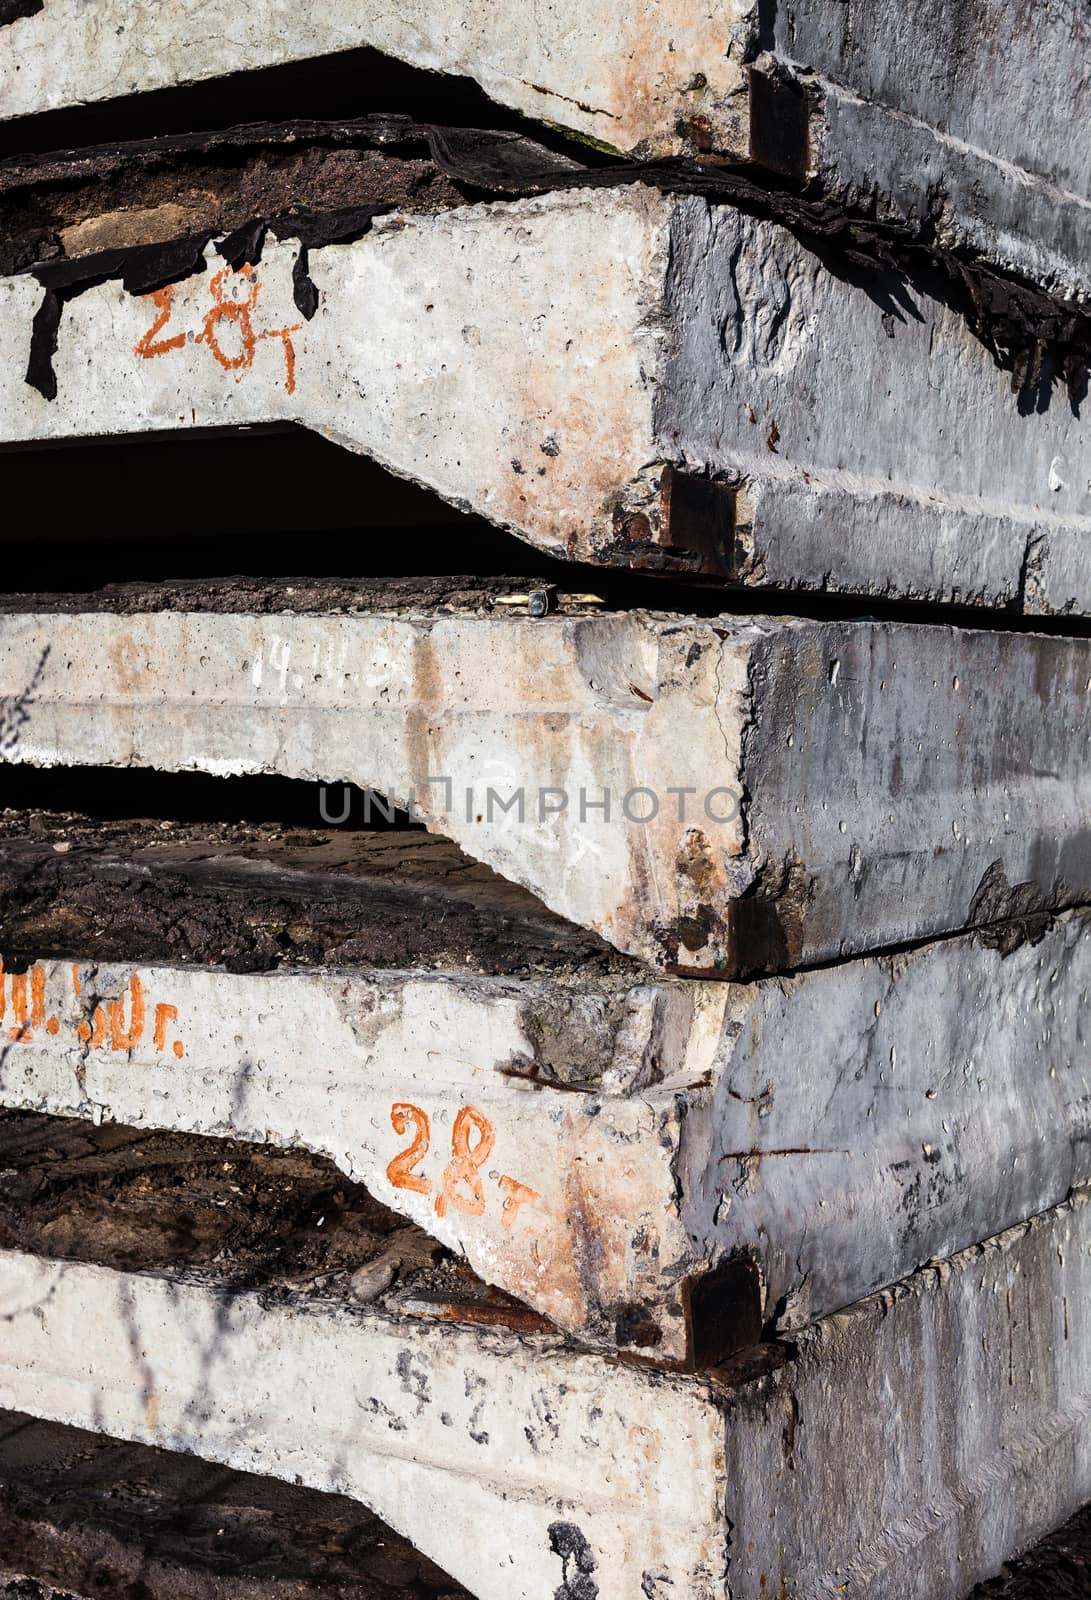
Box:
0 4 1089 1597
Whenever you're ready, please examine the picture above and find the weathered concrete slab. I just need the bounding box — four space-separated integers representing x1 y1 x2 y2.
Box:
0 605 1089 974
0 0 748 155
0 1140 1086 1600
2 198 1089 610
0 810 1087 1360
0 954 726 1363
0 1408 473 1600
768 0 1091 300
2 1 1089 303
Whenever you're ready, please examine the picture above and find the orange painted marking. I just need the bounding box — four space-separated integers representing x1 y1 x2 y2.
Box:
77 1006 108 1049
3 965 47 1043
8 971 28 1042
109 974 145 1051
498 1174 540 1232
153 1002 178 1052
196 265 259 375
133 287 186 360
387 1103 431 1195
435 1106 494 1220
71 964 81 997
133 265 302 393
154 1000 185 1058
258 323 303 394
30 965 46 1030
46 1017 60 1036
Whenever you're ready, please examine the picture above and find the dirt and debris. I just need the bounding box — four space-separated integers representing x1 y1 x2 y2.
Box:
0 1107 538 1329
0 1409 472 1599
3 114 1088 411
966 1501 1091 1598
0 574 604 617
0 812 635 978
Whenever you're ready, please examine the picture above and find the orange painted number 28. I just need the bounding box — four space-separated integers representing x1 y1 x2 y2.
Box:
133 266 302 394
385 1102 539 1232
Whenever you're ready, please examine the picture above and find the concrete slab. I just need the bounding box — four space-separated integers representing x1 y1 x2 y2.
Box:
2 200 1089 611
0 819 1087 1361
0 1130 1086 1600
0 1408 473 1599
1 1 1088 303
0 604 1088 975
0 950 727 1364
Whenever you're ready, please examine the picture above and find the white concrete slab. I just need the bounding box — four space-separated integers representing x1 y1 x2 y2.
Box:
0 1250 728 1600
2 203 1089 611
0 1185 1086 1599
0 605 1088 974
0 0 751 158
0 956 723 1362
0 910 1086 1360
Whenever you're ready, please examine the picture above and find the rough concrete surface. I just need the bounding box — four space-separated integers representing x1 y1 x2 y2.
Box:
2 198 1090 610
0 606 1088 975
0 1125 1086 1600
0 1408 472 1600
0 812 1087 1363
772 0 1091 299
2 0 1089 303
719 1189 1091 1600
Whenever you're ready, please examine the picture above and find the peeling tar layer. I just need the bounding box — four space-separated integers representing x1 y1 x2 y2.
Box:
24 202 391 398
3 112 1089 410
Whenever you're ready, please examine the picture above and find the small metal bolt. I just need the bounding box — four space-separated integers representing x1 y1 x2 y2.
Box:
527 587 553 618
